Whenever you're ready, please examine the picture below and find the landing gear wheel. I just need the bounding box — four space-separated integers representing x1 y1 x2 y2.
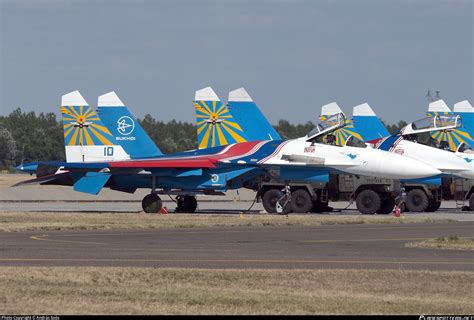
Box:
469 194 474 212
262 189 289 214
142 194 162 213
356 190 381 214
376 198 395 214
405 189 429 212
425 200 441 212
181 196 197 213
290 189 313 213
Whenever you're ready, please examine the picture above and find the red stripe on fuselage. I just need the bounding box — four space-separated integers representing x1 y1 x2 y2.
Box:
109 159 216 168
108 141 264 169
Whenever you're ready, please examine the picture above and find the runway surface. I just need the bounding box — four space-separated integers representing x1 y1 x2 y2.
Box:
1 222 473 270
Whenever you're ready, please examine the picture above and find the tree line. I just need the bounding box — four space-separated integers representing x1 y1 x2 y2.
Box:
0 108 405 169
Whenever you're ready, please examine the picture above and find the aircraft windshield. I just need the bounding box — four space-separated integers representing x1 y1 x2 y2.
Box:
345 135 367 148
306 113 346 140
458 142 474 154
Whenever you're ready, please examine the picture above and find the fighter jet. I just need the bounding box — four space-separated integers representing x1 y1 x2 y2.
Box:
15 90 440 214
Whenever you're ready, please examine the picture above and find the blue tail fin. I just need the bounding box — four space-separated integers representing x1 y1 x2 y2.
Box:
226 88 281 141
96 92 163 158
427 99 474 151
352 103 389 141
454 100 474 139
194 87 249 149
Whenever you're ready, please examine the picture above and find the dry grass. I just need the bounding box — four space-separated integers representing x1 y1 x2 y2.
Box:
0 267 472 314
0 211 454 232
0 173 26 187
406 235 474 251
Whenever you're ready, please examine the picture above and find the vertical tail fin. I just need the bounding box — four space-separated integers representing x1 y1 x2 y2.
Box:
352 103 389 141
427 99 473 151
319 102 363 146
96 92 162 159
61 91 130 162
194 87 249 149
320 102 344 121
454 100 474 138
227 87 281 141
427 99 452 116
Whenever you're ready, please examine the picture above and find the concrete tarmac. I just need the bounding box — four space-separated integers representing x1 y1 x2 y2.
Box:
1 222 473 270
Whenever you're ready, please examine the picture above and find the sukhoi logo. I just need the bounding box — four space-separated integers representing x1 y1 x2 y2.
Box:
117 116 135 136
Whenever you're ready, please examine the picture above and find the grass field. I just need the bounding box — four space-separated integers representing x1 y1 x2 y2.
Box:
0 267 472 314
0 211 454 232
406 235 474 251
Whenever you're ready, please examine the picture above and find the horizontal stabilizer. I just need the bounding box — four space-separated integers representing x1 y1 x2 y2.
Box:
36 163 60 178
453 100 474 113
98 91 125 107
11 172 71 187
428 99 451 113
195 87 220 101
73 172 111 195
353 103 376 116
61 90 88 107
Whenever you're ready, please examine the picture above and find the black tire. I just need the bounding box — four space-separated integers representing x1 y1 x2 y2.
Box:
377 198 395 214
469 194 474 211
262 189 288 214
182 195 197 213
142 194 162 213
405 189 429 212
356 189 382 214
425 200 441 212
290 189 313 213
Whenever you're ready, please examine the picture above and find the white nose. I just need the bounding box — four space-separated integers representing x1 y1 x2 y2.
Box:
379 152 441 179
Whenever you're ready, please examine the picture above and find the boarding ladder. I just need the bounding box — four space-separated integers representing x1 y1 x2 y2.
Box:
454 178 466 208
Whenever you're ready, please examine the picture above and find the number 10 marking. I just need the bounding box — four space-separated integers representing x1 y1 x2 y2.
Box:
104 147 114 156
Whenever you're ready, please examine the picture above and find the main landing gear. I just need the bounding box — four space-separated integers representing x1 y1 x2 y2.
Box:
175 195 198 213
142 176 163 214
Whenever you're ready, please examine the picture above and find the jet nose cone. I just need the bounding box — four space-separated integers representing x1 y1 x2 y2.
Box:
381 153 441 179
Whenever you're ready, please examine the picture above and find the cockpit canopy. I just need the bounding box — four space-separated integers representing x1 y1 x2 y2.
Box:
401 115 462 136
345 135 367 148
457 142 474 154
306 113 346 142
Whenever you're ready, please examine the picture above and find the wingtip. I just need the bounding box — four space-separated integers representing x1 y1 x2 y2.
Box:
453 100 474 113
428 99 451 113
321 102 343 116
228 87 253 102
195 87 220 101
61 90 88 106
353 103 376 116
98 91 125 107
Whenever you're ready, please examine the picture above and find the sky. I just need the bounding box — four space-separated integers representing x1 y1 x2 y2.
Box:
0 0 472 125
